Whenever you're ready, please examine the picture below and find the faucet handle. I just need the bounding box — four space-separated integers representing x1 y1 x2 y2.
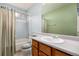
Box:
53 36 58 39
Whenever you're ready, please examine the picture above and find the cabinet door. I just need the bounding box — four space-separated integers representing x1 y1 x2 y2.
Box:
39 51 47 56
32 46 38 56
32 40 38 48
39 43 51 56
54 49 69 56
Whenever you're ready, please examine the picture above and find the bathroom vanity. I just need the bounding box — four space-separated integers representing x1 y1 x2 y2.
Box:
32 33 79 56
32 39 70 56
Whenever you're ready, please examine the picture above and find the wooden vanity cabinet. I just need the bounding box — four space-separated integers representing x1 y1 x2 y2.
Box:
52 49 70 56
32 40 39 56
32 39 38 48
39 43 52 56
32 47 38 56
32 39 71 56
39 51 47 56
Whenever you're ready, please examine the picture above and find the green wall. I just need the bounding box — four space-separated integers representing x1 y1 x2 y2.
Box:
43 4 77 36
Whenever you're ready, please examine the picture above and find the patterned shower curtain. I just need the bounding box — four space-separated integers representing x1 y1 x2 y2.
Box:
0 6 16 56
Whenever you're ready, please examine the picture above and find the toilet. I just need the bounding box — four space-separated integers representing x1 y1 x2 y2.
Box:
21 40 32 56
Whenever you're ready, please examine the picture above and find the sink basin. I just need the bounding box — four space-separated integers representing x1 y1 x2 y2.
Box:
40 36 64 43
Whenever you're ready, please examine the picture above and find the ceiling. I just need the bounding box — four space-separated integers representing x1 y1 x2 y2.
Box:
9 3 34 10
9 3 72 14
10 3 67 12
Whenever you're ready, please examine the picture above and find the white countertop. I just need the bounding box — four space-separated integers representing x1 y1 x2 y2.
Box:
32 33 79 56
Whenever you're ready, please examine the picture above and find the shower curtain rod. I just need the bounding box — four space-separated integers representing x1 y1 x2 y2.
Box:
0 3 28 15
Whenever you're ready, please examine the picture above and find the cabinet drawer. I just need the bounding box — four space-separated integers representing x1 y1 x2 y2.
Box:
54 49 69 56
39 51 47 56
32 40 38 48
32 46 38 56
39 43 51 56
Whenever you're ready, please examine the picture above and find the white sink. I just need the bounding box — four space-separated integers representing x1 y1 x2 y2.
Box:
40 36 64 43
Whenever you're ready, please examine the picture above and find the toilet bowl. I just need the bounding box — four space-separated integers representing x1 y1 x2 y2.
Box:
21 43 32 56
21 43 31 49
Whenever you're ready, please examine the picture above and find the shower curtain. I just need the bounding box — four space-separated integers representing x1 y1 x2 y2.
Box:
0 6 16 56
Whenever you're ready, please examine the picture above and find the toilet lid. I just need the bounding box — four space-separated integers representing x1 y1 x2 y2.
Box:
21 44 31 49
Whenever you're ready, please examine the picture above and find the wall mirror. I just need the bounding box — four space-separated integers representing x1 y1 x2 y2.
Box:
42 3 78 36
